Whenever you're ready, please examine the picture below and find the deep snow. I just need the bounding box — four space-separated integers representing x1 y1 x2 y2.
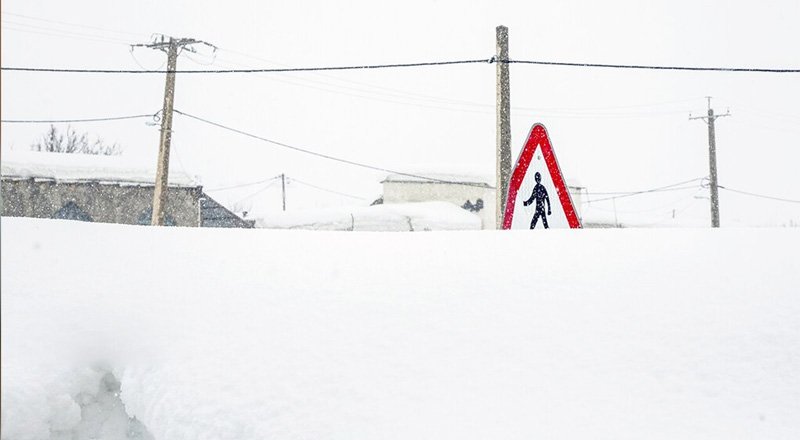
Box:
2 217 799 439
255 201 482 231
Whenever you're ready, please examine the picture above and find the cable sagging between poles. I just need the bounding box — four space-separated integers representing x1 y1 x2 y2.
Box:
3 58 799 74
172 109 495 189
0 59 492 74
505 59 800 73
1 113 157 123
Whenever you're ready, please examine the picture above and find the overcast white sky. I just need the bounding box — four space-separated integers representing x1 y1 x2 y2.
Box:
2 0 799 226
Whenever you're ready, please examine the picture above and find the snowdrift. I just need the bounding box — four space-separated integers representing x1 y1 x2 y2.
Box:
255 201 482 231
2 218 799 440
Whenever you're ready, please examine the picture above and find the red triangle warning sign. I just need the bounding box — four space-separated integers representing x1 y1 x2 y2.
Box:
503 124 582 229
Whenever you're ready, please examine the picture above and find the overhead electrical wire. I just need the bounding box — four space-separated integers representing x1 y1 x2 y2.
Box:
584 188 703 214
213 48 495 110
173 109 495 189
0 19 132 44
202 56 498 116
3 58 798 74
718 185 800 204
585 177 706 203
216 47 490 106
1 11 146 37
205 175 282 191
506 59 800 73
0 24 132 46
1 113 157 123
204 55 697 119
287 177 371 201
638 191 705 227
232 179 280 205
211 50 708 115
0 59 491 74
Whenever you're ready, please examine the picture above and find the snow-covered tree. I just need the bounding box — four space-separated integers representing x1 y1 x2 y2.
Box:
31 125 121 155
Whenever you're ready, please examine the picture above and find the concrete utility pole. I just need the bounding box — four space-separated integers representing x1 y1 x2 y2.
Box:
281 173 286 211
690 97 730 228
132 35 215 225
495 25 511 229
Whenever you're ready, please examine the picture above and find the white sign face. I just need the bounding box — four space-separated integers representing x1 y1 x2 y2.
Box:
508 148 571 230
503 124 581 230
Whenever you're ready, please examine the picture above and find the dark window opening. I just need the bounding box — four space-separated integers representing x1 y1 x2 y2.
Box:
137 208 177 226
53 201 93 222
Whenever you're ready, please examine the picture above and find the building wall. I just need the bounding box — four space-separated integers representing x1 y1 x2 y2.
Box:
1 179 202 227
200 195 255 228
382 181 584 229
382 181 496 229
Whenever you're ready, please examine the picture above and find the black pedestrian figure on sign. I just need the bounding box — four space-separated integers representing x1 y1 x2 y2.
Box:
523 172 551 229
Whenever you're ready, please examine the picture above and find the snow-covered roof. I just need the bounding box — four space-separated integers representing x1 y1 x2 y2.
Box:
382 172 494 186
1 151 200 187
379 163 493 186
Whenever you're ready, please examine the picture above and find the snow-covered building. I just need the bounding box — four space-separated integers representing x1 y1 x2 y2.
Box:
381 173 496 229
381 172 584 229
0 151 252 228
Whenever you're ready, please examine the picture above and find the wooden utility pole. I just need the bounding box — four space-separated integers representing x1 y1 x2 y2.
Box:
495 25 512 229
281 173 286 211
132 35 215 225
151 38 178 226
690 97 730 228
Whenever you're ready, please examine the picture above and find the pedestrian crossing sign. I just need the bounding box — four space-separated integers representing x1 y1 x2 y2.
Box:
502 124 582 229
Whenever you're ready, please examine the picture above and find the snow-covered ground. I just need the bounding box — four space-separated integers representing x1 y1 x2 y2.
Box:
2 217 799 440
255 201 481 231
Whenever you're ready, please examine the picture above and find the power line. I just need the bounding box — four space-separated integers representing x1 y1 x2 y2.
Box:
1 11 146 37
207 54 694 119
215 47 494 109
638 191 705 227
214 48 710 114
173 109 495 189
584 188 703 214
231 179 280 205
0 59 491 74
205 175 282 191
718 185 800 204
0 24 131 46
4 58 799 74
587 184 701 196
1 113 156 123
205 56 497 116
514 97 706 112
0 19 132 44
585 178 705 203
506 59 800 73
287 177 371 201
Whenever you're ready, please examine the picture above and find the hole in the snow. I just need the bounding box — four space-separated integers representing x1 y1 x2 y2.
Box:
53 366 154 440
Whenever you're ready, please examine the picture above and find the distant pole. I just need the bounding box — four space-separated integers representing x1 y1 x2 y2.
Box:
690 97 730 228
707 106 720 227
495 25 511 229
150 38 178 226
281 173 286 211
132 35 216 226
